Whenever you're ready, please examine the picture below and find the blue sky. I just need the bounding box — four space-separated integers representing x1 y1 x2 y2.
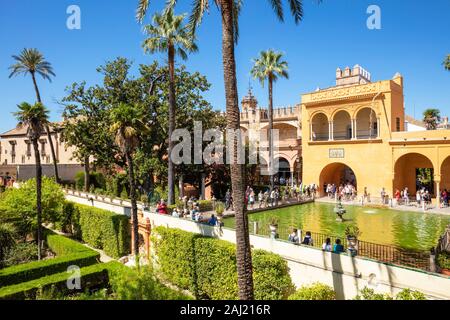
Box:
0 0 449 134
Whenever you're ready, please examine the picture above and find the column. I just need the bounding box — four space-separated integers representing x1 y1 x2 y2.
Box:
377 117 380 137
351 119 356 140
179 175 184 198
290 170 294 188
436 180 441 209
329 121 333 141
200 173 206 200
310 122 313 141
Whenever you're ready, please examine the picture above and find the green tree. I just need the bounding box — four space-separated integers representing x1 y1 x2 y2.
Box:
141 8 198 205
13 102 50 260
0 223 16 268
251 50 289 191
137 0 308 300
423 108 441 130
110 102 149 265
443 54 450 71
9 48 60 183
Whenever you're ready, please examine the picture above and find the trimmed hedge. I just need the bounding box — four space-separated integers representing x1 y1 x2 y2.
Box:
0 261 117 300
151 227 295 300
75 203 130 258
0 231 99 287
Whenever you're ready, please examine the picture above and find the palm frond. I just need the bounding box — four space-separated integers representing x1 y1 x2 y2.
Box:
136 0 150 22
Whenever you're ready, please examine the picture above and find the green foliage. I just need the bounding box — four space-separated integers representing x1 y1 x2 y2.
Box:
109 265 192 300
0 223 17 266
0 177 65 237
2 242 37 268
354 287 426 300
75 171 107 191
0 230 99 286
288 283 336 300
215 202 225 216
0 261 110 300
76 203 130 258
437 251 450 270
151 227 294 300
344 224 361 238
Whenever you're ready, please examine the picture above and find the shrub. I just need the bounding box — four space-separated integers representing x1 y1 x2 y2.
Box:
198 200 213 212
75 203 130 258
151 227 294 300
75 171 107 191
0 262 110 300
354 287 426 300
2 242 38 268
288 283 336 300
437 251 450 270
0 230 99 286
0 177 65 237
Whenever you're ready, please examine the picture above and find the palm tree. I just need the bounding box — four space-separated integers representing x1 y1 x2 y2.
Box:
423 108 441 130
444 54 450 71
9 48 60 183
141 9 197 206
14 102 50 260
251 50 289 191
110 103 149 266
137 0 306 300
0 223 16 268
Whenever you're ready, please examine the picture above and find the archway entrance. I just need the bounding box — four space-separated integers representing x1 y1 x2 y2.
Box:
394 153 435 196
319 163 357 196
275 157 291 186
441 156 450 192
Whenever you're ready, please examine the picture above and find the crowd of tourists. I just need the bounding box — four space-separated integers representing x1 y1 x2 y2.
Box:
287 229 347 254
324 182 357 201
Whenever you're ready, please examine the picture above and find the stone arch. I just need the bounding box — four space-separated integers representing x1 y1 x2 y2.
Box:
355 107 378 139
332 110 352 140
440 156 450 192
394 153 435 196
274 156 291 185
311 112 329 141
319 162 357 197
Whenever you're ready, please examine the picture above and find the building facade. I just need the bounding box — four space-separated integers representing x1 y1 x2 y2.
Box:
0 124 83 182
301 65 450 205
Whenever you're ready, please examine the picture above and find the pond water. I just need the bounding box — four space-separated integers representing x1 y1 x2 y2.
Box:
223 202 450 251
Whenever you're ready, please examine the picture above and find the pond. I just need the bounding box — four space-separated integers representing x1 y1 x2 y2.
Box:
223 202 450 251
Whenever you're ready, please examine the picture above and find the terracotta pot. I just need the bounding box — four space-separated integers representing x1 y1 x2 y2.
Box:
441 268 450 276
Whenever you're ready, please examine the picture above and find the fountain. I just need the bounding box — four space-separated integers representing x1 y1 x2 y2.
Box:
334 199 346 222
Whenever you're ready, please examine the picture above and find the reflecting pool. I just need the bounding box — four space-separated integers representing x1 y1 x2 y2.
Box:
223 202 450 251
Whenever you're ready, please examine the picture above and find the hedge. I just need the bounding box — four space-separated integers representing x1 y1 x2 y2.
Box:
75 203 130 258
0 261 117 300
0 230 99 287
151 227 295 300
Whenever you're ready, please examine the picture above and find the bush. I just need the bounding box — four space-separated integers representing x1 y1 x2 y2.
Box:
75 203 130 258
437 251 450 270
75 171 106 191
0 230 99 286
354 287 426 300
2 242 38 268
0 177 65 237
0 261 110 300
288 283 336 300
151 227 294 300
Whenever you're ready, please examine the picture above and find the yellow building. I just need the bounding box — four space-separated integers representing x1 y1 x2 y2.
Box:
301 65 450 206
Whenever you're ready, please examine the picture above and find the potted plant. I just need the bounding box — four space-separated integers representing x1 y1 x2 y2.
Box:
215 202 225 223
437 251 450 276
345 224 361 256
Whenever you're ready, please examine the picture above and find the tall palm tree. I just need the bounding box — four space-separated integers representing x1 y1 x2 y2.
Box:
423 108 441 130
444 54 450 71
141 9 197 205
110 103 149 266
251 50 289 191
9 48 60 183
137 0 306 300
14 102 50 260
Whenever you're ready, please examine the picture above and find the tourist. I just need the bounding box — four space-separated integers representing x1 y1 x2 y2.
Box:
288 228 299 244
258 191 264 208
156 199 168 215
380 188 386 204
208 214 218 226
394 189 401 205
270 189 276 207
403 187 409 205
333 239 345 253
416 190 421 207
322 238 332 252
225 189 232 210
172 208 180 218
191 206 200 220
301 231 314 246
249 189 255 209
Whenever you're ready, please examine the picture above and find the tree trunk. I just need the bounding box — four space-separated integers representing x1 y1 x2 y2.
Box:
84 156 90 192
31 72 60 183
126 151 139 267
268 75 274 192
32 137 43 260
220 0 254 300
167 44 176 205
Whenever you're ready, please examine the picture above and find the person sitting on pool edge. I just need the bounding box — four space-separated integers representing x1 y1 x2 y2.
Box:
288 228 299 244
333 238 345 253
301 231 314 246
